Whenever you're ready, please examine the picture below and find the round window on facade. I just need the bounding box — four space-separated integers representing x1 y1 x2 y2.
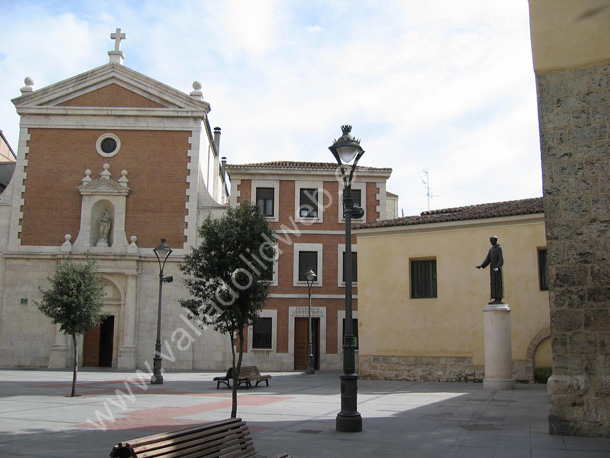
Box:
96 133 121 157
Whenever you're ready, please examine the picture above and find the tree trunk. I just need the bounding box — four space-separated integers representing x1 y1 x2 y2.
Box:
230 330 237 418
71 333 78 397
230 327 246 419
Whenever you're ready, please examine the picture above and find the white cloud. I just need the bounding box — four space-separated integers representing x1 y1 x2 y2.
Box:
0 0 542 217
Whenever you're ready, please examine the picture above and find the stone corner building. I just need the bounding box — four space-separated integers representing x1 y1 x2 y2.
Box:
529 0 610 437
0 30 230 371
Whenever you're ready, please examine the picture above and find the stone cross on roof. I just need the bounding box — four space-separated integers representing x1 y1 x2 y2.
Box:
108 28 126 64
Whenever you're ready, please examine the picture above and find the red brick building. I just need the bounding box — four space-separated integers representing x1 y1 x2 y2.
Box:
0 30 229 370
225 161 393 370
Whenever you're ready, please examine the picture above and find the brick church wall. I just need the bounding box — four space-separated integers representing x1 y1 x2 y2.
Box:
537 61 610 437
20 128 190 248
58 83 166 108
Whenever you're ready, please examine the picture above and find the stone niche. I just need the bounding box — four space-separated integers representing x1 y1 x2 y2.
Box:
74 164 130 249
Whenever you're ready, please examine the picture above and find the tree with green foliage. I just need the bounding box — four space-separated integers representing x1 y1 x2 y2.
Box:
36 257 106 397
180 201 276 418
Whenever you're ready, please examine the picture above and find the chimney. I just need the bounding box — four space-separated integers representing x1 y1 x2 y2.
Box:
213 127 221 155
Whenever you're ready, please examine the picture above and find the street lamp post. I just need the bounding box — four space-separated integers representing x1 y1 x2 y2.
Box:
151 238 173 385
305 269 317 375
329 125 365 433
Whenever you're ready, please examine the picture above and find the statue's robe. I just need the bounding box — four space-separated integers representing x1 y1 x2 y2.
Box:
479 245 504 302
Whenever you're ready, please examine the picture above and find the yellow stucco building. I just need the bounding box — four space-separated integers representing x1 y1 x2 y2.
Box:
355 198 550 382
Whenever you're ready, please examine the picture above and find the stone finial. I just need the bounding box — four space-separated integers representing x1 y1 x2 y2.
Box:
82 169 92 183
108 28 126 64
20 77 34 94
118 169 129 185
100 163 111 180
190 81 203 99
128 235 138 254
61 234 72 253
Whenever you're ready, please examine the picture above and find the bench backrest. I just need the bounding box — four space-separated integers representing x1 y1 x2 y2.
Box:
110 418 257 458
238 366 260 377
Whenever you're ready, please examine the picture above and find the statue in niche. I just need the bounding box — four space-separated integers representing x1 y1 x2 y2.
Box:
97 209 112 247
476 235 504 303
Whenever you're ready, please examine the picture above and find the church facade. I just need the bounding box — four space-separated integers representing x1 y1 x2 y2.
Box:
0 30 230 371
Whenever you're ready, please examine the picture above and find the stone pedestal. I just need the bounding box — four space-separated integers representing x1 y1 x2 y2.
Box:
483 302 514 390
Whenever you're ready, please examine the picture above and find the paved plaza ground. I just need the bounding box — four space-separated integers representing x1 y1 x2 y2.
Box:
1 369 610 457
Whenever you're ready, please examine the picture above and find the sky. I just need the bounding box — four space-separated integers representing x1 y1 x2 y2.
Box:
0 0 542 217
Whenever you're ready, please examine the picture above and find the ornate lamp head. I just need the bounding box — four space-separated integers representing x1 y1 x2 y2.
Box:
329 125 365 165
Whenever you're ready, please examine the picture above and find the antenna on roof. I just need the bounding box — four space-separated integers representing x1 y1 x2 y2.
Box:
420 170 439 211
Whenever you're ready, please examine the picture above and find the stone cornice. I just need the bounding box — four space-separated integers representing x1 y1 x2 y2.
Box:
12 63 210 113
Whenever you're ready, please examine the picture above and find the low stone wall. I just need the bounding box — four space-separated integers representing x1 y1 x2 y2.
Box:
360 355 481 382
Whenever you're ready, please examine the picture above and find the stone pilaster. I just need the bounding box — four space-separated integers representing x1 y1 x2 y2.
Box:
537 61 610 437
117 274 138 370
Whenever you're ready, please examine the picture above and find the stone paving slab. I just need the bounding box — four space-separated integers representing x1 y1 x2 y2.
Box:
0 369 609 457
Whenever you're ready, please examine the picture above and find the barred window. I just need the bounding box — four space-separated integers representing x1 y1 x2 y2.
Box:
411 259 437 299
538 249 549 291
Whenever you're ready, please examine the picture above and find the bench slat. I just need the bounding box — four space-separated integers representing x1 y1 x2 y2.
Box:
111 419 258 458
119 418 241 448
132 426 253 456
111 417 289 458
134 430 253 455
135 436 256 458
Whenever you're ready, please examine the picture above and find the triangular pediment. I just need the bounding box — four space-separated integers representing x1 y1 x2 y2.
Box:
58 83 167 108
12 63 210 112
78 177 130 196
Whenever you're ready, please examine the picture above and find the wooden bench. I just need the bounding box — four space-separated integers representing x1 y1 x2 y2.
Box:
213 366 271 389
213 367 243 389
239 366 272 387
109 417 290 458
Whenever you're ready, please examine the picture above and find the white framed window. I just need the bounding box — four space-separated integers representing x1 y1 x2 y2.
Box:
252 180 280 222
295 180 324 224
293 243 323 287
338 182 366 223
338 244 358 287
249 310 277 352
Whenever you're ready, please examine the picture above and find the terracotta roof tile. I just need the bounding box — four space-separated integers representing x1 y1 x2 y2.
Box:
355 197 544 229
225 161 391 173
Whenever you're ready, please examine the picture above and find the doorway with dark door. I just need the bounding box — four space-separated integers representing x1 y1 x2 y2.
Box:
294 317 320 370
83 315 114 367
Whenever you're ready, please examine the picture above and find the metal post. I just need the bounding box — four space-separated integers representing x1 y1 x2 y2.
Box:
329 125 364 432
151 270 164 384
151 239 172 385
306 277 315 375
336 186 362 432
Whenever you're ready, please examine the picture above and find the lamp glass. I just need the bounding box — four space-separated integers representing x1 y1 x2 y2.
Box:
336 145 359 164
305 269 317 283
154 239 172 265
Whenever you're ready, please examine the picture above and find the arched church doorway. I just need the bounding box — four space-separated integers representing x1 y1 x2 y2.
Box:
83 315 115 367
